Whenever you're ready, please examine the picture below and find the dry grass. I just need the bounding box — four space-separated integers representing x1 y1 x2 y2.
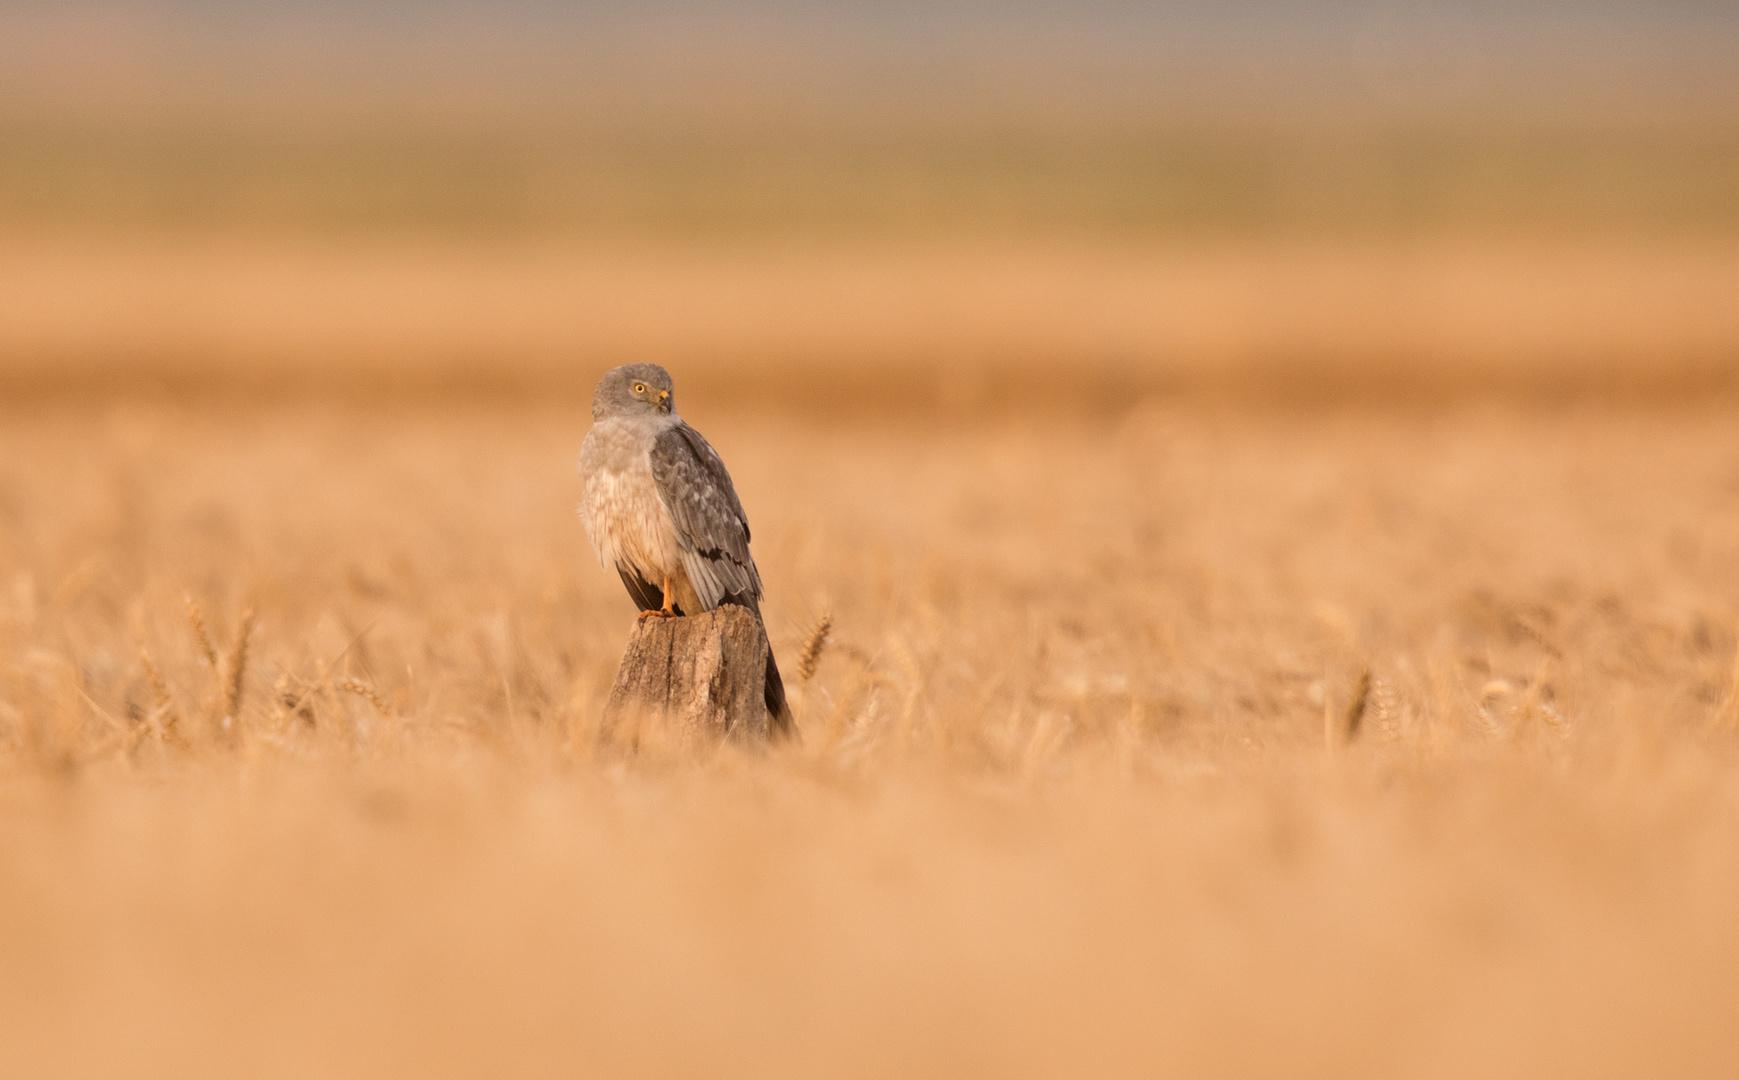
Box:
5 36 1737 1078
2 393 1738 1077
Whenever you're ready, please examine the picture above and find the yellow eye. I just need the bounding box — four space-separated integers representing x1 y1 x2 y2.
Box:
633 383 647 394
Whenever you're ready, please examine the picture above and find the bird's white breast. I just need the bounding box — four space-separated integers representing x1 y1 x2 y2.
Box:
578 414 684 582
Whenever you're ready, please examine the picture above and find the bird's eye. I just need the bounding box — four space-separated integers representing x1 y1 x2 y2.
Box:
633 383 647 394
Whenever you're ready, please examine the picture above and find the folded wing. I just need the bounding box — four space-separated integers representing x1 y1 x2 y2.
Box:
649 423 763 611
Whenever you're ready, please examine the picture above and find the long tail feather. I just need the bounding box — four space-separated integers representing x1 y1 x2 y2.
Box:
762 649 793 736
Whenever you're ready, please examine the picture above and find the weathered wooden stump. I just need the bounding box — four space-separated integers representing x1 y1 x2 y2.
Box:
601 605 775 746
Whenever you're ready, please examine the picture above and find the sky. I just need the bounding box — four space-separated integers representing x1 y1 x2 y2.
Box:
1 1 1734 121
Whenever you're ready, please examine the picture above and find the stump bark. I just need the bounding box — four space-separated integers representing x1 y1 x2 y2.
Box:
602 605 775 744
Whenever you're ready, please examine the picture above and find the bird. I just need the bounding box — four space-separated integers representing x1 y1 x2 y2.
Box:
577 363 791 733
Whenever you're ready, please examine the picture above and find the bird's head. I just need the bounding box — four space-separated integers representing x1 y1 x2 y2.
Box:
593 363 675 420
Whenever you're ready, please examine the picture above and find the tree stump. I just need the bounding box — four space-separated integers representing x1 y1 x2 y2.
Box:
601 605 774 746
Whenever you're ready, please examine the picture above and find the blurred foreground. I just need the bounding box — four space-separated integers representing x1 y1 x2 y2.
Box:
2 401 1738 1078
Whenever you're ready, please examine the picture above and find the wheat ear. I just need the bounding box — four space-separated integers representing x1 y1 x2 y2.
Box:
337 679 393 716
796 613 833 684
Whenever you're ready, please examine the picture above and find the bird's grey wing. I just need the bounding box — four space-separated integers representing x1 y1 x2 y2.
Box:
649 423 762 609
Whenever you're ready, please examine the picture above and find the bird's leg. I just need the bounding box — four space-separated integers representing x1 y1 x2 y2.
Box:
639 575 678 619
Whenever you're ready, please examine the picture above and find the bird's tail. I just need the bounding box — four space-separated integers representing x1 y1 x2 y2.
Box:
762 648 793 737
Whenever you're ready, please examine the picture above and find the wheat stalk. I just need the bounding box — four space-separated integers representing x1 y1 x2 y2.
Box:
138 644 172 713
185 596 219 670
226 608 256 719
137 644 181 737
796 612 833 683
1343 668 1372 745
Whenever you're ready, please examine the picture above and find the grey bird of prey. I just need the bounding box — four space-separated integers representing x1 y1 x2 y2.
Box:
577 363 791 731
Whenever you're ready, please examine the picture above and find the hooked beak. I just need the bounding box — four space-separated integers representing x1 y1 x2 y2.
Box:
657 389 670 411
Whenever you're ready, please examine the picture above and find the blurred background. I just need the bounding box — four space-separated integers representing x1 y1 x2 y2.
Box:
1 0 1736 408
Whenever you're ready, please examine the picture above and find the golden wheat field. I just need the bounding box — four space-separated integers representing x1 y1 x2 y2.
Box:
4 360 1739 1076
5 16 1739 1065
